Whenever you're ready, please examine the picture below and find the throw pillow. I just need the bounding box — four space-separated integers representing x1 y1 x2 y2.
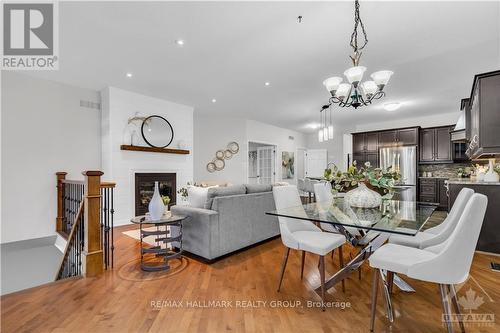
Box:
187 185 218 208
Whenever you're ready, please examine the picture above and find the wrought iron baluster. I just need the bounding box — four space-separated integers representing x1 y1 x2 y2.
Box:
110 187 114 268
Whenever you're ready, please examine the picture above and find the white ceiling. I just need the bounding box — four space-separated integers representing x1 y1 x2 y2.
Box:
25 1 500 133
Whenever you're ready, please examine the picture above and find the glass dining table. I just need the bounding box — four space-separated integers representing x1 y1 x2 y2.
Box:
266 197 438 294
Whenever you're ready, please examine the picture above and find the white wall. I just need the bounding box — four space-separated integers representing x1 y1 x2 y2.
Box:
194 116 306 185
101 87 194 226
193 115 247 185
1 72 101 244
306 125 355 171
354 112 459 132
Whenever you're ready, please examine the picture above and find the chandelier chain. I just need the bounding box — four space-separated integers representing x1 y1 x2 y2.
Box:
349 0 368 53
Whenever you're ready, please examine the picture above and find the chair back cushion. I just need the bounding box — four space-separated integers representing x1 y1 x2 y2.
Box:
272 185 319 249
408 193 488 284
420 187 474 248
314 182 333 203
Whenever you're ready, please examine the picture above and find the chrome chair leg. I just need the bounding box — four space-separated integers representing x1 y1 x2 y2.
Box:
439 284 454 333
277 248 290 292
300 251 306 280
379 269 394 323
370 269 380 332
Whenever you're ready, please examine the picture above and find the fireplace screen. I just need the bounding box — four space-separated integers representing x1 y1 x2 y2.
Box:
135 173 176 216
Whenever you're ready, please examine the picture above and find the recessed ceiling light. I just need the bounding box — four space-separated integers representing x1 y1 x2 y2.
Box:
307 123 320 129
384 102 401 111
211 99 217 103
126 72 133 78
265 82 270 86
175 39 185 46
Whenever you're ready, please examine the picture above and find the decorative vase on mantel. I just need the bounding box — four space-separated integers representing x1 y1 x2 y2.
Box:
345 182 382 209
148 181 165 220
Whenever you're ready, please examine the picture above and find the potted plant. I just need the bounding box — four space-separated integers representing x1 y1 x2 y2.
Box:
324 161 401 208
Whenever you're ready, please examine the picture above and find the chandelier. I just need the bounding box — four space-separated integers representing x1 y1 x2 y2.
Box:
322 0 393 110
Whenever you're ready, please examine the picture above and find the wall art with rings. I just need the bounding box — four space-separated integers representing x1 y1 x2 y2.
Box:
207 142 240 173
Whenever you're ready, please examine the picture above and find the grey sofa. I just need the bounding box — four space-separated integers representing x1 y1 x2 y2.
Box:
170 184 280 260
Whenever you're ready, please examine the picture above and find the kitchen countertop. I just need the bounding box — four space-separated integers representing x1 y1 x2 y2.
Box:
419 176 449 179
445 178 500 186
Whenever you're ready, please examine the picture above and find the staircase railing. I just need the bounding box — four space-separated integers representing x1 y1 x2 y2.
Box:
55 171 115 280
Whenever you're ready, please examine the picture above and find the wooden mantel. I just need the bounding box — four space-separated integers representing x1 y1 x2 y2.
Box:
120 145 190 155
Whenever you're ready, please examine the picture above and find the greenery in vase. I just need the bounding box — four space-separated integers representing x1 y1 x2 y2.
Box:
324 161 401 196
161 195 171 206
177 182 192 198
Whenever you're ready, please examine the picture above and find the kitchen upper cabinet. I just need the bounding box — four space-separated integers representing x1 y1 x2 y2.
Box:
397 128 418 145
378 131 396 147
467 70 500 159
365 133 378 152
352 133 379 167
419 126 453 163
420 129 435 162
435 127 452 162
353 134 365 153
378 128 418 147
353 132 378 153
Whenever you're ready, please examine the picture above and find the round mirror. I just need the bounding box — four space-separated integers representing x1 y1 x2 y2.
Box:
141 115 174 148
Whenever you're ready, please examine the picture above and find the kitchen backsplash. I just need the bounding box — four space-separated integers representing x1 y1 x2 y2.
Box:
419 163 473 178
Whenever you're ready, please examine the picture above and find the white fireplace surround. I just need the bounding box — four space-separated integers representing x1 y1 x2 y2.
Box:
101 87 194 226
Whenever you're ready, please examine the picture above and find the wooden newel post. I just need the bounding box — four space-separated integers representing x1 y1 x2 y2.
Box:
56 172 67 233
82 170 104 277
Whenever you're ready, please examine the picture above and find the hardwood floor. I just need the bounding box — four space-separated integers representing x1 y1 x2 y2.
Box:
1 212 499 333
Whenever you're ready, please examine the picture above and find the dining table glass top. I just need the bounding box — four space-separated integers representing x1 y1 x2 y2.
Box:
266 198 438 236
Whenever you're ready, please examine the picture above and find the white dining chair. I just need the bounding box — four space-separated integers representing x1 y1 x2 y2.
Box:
304 178 319 203
273 185 347 310
297 178 306 197
389 188 474 249
368 193 488 332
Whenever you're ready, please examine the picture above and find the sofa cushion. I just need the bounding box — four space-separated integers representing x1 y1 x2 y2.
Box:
187 185 218 208
204 185 246 209
245 184 272 194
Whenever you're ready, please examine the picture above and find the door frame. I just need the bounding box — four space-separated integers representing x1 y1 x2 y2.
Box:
246 140 278 185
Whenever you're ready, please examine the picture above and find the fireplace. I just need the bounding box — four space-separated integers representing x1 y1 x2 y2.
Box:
135 173 176 216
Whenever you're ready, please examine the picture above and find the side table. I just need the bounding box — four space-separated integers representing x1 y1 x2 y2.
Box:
130 214 187 272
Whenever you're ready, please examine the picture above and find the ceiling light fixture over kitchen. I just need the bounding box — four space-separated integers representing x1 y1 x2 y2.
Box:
318 105 334 142
175 39 185 46
321 0 393 110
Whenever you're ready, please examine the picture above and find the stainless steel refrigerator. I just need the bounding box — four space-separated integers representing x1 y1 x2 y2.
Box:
379 146 417 202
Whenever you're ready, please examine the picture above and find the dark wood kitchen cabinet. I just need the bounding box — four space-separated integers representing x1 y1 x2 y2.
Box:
418 177 448 210
448 183 500 253
352 132 379 167
419 126 453 163
467 70 500 159
379 128 418 147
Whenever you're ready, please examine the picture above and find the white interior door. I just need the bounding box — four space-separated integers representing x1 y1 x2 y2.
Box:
296 148 306 179
306 149 327 178
257 146 275 184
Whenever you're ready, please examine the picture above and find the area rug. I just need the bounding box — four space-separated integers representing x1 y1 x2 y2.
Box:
122 227 166 246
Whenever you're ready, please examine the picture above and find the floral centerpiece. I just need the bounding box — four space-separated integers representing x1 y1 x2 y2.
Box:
324 161 401 208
